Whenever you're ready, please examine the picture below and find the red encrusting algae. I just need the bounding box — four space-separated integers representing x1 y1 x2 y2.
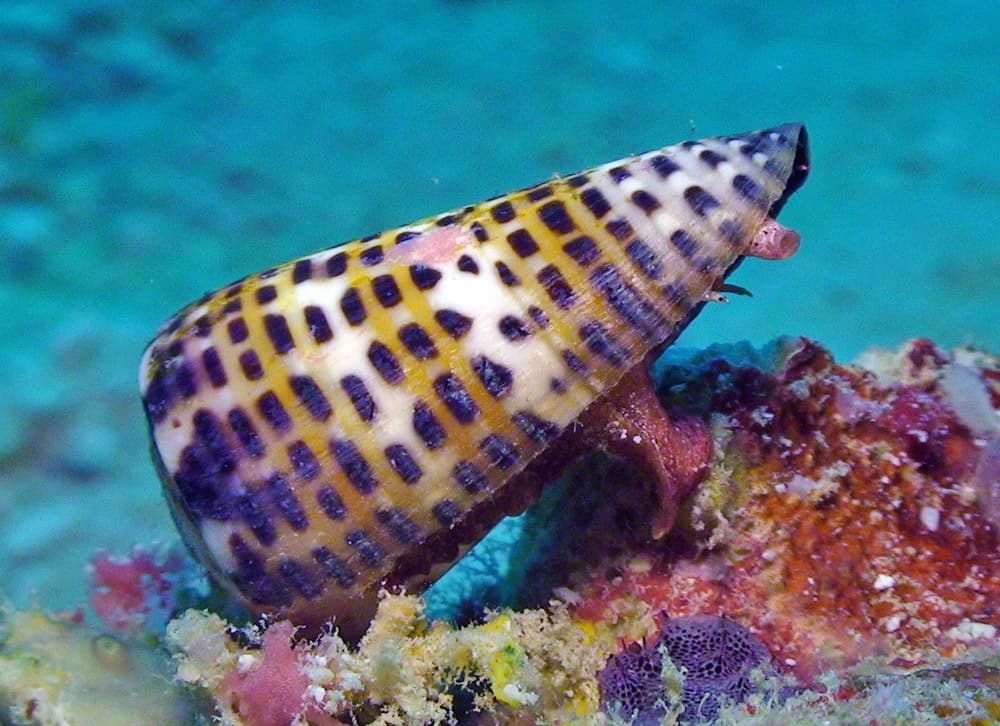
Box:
573 337 1000 684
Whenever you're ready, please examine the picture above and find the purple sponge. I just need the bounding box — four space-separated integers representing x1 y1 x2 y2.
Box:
661 615 772 722
598 615 773 724
597 639 669 725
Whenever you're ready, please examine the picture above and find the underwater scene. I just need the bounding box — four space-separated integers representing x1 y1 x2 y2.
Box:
1 1 998 724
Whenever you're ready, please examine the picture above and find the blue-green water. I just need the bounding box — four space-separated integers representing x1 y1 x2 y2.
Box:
1 1 997 614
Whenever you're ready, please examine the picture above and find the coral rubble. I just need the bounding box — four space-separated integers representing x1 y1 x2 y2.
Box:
6 337 1000 724
160 337 1000 724
167 595 615 725
574 337 1000 689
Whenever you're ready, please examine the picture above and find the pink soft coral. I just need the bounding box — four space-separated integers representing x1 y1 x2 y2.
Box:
220 621 343 726
88 544 195 634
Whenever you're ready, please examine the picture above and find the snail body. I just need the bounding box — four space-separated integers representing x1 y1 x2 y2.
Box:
140 124 810 638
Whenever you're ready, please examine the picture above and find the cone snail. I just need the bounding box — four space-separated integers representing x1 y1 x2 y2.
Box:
140 123 810 638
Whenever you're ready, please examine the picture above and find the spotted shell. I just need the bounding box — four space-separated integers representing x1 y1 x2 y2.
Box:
140 124 810 638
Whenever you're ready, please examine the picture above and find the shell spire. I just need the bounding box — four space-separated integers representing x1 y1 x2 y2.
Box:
140 123 810 638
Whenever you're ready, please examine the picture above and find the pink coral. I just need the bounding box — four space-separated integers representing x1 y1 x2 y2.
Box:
219 620 342 726
88 544 195 634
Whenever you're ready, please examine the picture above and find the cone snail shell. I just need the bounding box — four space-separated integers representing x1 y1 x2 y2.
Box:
140 123 810 638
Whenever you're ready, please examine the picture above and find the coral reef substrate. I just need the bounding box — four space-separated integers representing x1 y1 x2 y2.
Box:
3 336 999 724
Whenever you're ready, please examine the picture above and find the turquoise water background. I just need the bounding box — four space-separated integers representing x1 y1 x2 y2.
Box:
2 1 997 614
